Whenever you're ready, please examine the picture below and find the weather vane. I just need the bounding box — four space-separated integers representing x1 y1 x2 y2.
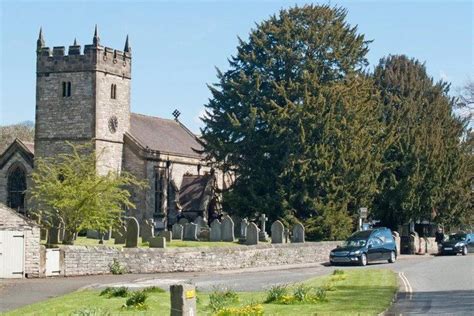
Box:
172 109 181 121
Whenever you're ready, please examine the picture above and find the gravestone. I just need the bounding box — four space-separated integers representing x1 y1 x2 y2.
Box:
172 223 184 240
159 230 173 242
221 215 235 242
271 220 284 244
48 227 60 245
239 218 249 243
245 222 259 245
149 236 166 248
178 218 189 225
194 216 208 232
114 225 127 244
125 217 140 248
170 284 197 316
231 216 242 237
141 218 155 242
258 213 269 242
292 222 305 243
210 220 222 241
40 228 47 241
183 223 198 241
198 228 210 241
101 229 112 241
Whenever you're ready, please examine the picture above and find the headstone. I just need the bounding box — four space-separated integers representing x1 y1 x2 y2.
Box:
271 220 284 244
159 230 173 242
258 213 269 242
48 227 60 245
194 216 208 232
125 217 140 248
178 218 189 225
114 225 127 244
40 228 47 241
231 216 242 237
245 222 259 245
141 218 155 242
210 220 222 241
239 218 249 243
198 228 210 241
172 223 184 240
284 228 290 243
170 284 197 316
101 229 112 241
149 236 166 248
183 223 198 241
221 215 235 242
86 229 100 239
292 222 305 243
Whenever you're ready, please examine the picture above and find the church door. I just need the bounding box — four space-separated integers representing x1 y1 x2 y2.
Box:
7 166 27 212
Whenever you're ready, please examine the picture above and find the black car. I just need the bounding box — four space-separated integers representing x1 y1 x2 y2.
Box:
329 228 397 266
439 233 473 255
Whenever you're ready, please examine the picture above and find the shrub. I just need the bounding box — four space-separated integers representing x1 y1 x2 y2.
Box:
332 269 345 275
142 286 165 294
330 274 347 282
264 284 288 303
100 287 129 298
216 304 264 316
122 290 148 310
320 282 336 292
314 287 328 301
208 288 239 312
293 284 311 302
109 259 127 275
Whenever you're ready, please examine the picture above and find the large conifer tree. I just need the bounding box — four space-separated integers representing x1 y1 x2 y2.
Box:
373 55 471 229
200 5 384 239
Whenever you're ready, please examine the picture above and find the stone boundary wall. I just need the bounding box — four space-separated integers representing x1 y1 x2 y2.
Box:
60 242 340 276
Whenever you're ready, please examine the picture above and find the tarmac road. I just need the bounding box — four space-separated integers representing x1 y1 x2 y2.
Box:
1 254 473 314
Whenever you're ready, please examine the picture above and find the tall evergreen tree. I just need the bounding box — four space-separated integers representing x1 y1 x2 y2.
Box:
373 55 471 229
200 5 383 239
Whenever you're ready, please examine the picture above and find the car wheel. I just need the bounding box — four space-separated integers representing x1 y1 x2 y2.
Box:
462 246 468 256
359 253 367 266
388 251 396 263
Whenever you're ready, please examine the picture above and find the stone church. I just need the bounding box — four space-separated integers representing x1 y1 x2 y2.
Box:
0 27 231 230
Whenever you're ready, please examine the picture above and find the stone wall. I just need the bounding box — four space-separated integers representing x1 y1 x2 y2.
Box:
0 204 41 277
60 242 340 276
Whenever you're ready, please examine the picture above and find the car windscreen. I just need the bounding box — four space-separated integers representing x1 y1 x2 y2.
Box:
448 234 466 241
343 239 367 247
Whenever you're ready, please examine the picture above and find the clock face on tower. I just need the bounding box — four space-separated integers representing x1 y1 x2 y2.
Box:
108 116 118 133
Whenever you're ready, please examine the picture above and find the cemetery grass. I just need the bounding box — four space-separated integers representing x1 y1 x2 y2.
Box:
5 269 396 315
42 237 241 248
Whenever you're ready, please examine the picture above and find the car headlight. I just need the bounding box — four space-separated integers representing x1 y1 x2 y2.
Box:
455 242 462 247
350 250 361 255
330 251 335 256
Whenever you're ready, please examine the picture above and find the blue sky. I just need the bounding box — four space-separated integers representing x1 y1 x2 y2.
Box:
1 0 472 132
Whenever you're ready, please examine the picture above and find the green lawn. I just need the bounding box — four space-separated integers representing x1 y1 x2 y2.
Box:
43 236 241 248
5 269 397 316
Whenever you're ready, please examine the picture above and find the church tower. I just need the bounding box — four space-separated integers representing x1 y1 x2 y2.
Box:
35 26 131 174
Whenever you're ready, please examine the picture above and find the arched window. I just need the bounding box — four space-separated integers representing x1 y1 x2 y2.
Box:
111 84 117 99
7 165 27 212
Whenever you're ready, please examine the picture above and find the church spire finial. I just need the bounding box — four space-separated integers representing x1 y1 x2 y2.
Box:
93 24 100 46
73 38 78 46
124 35 131 53
37 27 45 52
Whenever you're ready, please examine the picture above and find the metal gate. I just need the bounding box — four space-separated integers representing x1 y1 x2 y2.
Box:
45 248 61 276
0 231 25 278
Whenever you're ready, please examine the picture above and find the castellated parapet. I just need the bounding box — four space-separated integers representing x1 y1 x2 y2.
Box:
37 44 131 79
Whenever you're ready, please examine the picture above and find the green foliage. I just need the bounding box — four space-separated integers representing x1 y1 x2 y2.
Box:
216 304 264 316
264 285 288 303
208 288 240 312
29 142 147 244
99 287 129 298
200 4 383 238
141 286 165 294
372 55 472 229
332 269 345 275
122 290 148 310
292 284 311 302
108 259 127 275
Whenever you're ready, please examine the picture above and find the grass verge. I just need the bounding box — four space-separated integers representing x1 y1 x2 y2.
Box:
5 269 397 316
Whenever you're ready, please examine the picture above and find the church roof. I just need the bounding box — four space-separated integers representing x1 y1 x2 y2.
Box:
129 113 202 158
0 139 35 169
179 174 214 213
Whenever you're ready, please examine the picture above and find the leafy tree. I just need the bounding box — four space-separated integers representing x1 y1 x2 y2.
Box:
372 55 472 229
29 142 146 244
0 121 34 153
200 4 384 239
